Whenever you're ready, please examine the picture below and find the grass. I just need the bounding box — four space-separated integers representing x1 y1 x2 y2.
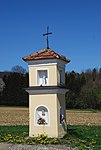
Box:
0 125 101 149
0 125 28 136
62 125 101 149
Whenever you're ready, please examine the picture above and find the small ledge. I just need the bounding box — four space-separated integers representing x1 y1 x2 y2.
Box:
25 86 69 95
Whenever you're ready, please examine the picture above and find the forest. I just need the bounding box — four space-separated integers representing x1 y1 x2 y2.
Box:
0 66 101 109
65 68 101 109
0 66 29 106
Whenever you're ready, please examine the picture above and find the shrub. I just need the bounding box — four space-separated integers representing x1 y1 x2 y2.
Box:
0 133 60 145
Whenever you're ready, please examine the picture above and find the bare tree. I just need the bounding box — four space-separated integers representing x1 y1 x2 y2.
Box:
11 65 26 74
0 78 5 93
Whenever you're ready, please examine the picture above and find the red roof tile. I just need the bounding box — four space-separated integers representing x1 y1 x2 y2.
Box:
23 48 70 63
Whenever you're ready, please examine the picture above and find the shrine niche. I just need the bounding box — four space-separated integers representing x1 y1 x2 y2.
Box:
37 69 48 86
35 106 49 125
60 107 64 124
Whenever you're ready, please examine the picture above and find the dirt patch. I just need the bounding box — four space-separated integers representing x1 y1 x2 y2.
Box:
0 107 101 126
66 110 101 126
0 143 13 150
0 107 29 126
0 107 28 111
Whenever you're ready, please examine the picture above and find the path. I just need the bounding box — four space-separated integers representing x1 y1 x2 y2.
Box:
0 143 78 150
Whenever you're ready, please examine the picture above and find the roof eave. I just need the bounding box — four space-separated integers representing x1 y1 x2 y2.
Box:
22 57 70 64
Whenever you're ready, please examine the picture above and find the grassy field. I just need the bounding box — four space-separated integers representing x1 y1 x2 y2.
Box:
0 107 101 126
0 125 101 149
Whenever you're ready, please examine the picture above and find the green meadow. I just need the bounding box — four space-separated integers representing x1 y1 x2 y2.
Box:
0 125 101 150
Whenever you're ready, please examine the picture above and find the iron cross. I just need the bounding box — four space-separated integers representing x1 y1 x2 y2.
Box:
43 26 52 49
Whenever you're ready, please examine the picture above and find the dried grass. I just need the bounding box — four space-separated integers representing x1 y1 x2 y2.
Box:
66 110 101 126
0 107 101 126
0 107 28 126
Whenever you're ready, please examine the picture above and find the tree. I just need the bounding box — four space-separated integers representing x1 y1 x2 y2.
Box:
0 78 5 93
99 68 101 79
11 65 26 74
65 68 101 109
79 87 101 109
2 72 28 106
92 68 97 81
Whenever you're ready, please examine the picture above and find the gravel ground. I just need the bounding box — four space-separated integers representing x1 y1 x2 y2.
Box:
0 143 79 150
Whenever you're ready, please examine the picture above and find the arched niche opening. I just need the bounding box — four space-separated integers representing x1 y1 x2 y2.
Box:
35 106 49 126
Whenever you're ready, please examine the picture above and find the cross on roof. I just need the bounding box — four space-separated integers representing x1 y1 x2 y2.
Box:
43 26 52 49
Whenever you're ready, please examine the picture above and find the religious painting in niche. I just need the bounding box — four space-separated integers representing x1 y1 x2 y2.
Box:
60 107 64 124
35 106 49 125
37 70 48 85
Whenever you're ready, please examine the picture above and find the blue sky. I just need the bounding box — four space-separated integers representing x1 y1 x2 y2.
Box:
0 0 101 72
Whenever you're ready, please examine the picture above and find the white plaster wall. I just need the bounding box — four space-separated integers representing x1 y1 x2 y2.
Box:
57 94 67 137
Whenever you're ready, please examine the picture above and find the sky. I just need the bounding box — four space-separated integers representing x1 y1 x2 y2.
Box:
0 0 101 73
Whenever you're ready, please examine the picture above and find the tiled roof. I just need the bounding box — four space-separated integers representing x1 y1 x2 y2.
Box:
23 48 70 63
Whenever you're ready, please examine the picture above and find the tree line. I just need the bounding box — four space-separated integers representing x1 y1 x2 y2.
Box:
0 66 101 109
0 66 29 106
65 68 101 109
